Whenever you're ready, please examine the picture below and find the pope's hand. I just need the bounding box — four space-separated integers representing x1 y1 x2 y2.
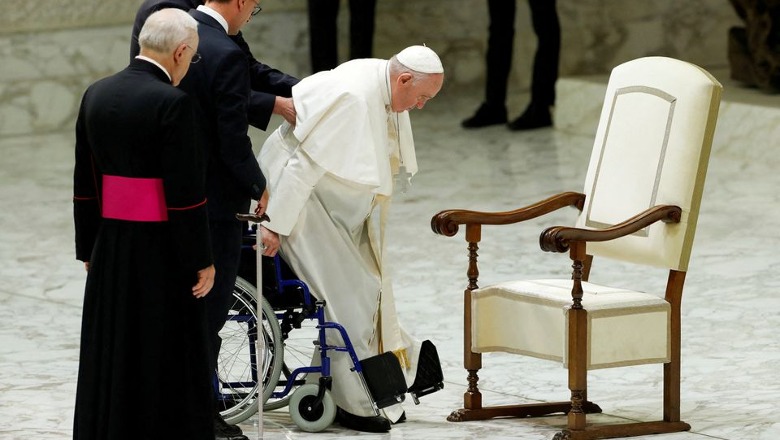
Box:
258 225 280 257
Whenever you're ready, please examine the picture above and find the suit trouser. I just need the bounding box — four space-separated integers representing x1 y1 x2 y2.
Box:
205 220 243 384
485 0 560 108
307 0 377 73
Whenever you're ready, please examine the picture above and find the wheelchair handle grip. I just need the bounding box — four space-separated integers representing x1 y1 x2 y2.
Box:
235 213 270 223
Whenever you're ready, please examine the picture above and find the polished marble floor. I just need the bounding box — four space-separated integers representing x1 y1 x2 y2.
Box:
1 83 779 440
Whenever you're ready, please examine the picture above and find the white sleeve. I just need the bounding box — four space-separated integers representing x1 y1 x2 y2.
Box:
264 146 326 236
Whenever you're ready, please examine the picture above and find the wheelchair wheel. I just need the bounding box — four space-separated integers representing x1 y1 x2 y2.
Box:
264 311 319 411
217 276 284 424
288 383 336 433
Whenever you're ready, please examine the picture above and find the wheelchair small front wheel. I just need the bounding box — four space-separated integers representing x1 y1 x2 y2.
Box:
288 383 336 432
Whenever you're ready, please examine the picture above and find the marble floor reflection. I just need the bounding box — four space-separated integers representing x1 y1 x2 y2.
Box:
1 86 779 440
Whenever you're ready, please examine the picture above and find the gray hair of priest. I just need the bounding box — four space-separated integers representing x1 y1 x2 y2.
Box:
139 8 198 54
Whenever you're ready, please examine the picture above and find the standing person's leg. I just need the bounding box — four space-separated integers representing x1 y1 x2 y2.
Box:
348 0 377 60
308 0 340 73
529 0 560 108
462 0 516 128
485 0 516 111
508 0 560 130
206 220 246 438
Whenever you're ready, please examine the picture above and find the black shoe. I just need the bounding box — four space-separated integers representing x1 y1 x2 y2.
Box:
335 407 391 433
214 413 243 437
507 103 553 130
408 340 444 404
461 103 507 128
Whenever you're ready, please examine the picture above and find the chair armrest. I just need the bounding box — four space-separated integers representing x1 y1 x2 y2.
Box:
539 205 682 253
431 192 586 237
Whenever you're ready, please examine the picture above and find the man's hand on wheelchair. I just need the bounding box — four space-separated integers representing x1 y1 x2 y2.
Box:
258 225 280 257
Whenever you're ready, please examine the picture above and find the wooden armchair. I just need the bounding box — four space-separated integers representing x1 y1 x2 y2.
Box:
431 57 722 440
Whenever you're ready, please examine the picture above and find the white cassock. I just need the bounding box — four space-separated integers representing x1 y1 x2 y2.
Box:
258 59 422 420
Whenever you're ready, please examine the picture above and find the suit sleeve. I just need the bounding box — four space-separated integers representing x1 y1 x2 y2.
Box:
245 91 276 131
160 93 213 273
214 48 266 200
73 91 102 262
230 32 300 131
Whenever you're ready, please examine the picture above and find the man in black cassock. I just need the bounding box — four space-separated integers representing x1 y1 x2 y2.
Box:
72 9 215 440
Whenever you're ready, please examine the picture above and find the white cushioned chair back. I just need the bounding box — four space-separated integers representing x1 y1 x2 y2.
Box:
575 57 722 271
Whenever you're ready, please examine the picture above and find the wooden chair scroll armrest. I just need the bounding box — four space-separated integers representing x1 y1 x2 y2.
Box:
431 191 586 237
539 204 682 253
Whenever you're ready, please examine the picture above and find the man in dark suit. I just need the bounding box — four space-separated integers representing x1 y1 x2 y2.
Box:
131 0 299 130
175 1 275 438
73 9 215 439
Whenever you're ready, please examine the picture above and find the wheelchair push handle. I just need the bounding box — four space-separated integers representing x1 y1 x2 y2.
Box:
236 213 270 224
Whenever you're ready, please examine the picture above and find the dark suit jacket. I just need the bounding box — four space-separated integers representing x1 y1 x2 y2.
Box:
130 0 299 130
177 10 265 222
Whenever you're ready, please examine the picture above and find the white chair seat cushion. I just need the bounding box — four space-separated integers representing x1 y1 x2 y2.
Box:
471 279 671 369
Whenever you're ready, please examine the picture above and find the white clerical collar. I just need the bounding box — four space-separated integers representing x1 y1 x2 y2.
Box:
197 4 229 33
135 55 172 82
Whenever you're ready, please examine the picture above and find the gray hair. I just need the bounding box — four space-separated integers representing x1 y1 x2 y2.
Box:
139 8 198 54
388 55 430 84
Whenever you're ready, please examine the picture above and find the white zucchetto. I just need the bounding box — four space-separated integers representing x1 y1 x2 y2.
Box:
395 45 444 74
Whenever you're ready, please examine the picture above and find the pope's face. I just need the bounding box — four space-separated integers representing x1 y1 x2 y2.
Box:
391 73 444 112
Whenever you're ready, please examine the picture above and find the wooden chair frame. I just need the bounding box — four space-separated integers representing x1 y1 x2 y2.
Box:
431 191 691 440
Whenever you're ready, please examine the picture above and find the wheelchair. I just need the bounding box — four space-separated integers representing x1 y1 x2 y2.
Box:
214 220 409 432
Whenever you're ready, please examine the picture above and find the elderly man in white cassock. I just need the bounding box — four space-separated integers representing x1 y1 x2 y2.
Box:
257 45 445 432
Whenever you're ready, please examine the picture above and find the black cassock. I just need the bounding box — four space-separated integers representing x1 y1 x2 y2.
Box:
73 59 214 440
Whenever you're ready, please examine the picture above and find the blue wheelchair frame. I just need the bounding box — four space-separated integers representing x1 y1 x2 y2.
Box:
264 252 369 402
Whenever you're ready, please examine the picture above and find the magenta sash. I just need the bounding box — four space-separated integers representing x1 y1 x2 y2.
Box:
102 175 168 222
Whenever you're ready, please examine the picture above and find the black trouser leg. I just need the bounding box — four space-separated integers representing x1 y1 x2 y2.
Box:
485 0 516 107
205 220 243 376
308 0 340 72
348 0 377 60
528 0 560 107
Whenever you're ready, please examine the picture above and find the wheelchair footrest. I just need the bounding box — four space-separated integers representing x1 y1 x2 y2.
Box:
409 382 444 405
407 340 444 405
360 351 407 409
